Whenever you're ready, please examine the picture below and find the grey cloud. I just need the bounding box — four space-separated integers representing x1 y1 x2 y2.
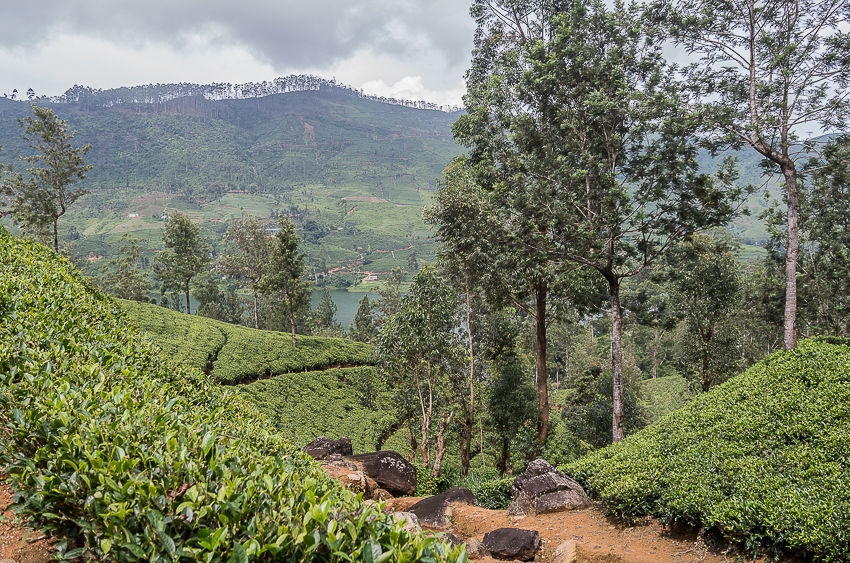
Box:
0 0 474 81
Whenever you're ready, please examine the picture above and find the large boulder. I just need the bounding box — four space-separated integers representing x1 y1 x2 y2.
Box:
482 528 541 561
508 459 590 516
344 451 417 496
302 436 353 460
408 487 480 529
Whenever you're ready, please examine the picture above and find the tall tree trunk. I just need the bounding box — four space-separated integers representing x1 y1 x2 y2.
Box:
497 437 509 476
252 289 259 329
702 331 712 392
535 280 549 445
610 279 625 443
433 411 454 477
185 279 191 315
288 293 297 347
783 164 799 350
53 218 59 253
408 423 418 463
462 272 474 476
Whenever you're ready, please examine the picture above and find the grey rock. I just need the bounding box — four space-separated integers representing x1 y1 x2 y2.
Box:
392 511 422 533
465 538 489 560
302 436 353 460
409 487 480 529
508 459 590 516
345 451 417 496
441 532 464 547
482 528 541 561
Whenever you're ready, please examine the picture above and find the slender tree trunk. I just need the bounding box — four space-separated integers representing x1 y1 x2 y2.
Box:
185 279 191 315
433 411 454 477
497 438 509 476
783 164 799 350
53 218 59 253
610 279 625 443
252 288 259 329
408 423 418 463
288 293 297 347
535 281 549 445
652 331 658 379
702 331 712 392
462 272 474 476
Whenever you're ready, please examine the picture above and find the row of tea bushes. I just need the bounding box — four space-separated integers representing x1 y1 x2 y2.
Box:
119 299 374 384
0 231 463 563
566 337 850 561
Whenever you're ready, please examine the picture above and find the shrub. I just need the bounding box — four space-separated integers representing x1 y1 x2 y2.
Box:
566 337 850 560
0 230 463 563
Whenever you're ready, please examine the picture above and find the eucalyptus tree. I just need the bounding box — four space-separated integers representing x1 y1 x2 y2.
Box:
218 216 271 329
0 105 92 252
425 157 495 474
98 234 150 302
650 0 850 350
153 212 209 315
780 136 850 336
456 0 748 443
375 266 464 475
261 217 310 346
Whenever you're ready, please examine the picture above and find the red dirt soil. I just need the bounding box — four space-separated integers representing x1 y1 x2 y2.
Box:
387 497 806 563
0 482 53 563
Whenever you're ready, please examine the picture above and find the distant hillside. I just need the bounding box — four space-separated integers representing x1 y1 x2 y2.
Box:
0 87 462 280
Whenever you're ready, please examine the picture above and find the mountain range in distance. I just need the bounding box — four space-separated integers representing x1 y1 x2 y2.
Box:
0 77 781 279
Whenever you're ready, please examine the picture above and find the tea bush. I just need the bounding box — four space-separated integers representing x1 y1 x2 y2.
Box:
238 367 398 454
0 230 464 563
119 299 374 384
566 337 850 560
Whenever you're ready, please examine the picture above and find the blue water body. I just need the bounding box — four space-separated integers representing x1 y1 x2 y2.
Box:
311 289 381 328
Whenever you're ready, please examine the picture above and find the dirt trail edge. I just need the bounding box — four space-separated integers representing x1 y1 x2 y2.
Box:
387 497 804 563
0 482 53 563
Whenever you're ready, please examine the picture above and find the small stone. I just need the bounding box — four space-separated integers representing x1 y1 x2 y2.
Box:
553 540 577 563
465 538 488 560
347 473 362 481
392 511 422 533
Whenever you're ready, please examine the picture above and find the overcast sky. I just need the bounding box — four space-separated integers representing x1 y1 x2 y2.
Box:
0 0 475 107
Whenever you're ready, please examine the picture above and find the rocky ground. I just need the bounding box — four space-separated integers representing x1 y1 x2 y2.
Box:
388 495 745 563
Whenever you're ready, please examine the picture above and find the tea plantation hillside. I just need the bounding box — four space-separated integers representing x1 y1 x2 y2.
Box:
118 299 373 384
0 230 463 563
567 337 850 561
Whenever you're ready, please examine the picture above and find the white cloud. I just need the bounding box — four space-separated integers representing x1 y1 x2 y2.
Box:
360 76 465 108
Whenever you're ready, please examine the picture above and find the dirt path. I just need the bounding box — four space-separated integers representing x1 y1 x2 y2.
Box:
0 482 53 563
387 497 803 563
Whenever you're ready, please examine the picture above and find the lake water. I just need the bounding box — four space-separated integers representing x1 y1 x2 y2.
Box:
311 289 381 328
161 288 379 329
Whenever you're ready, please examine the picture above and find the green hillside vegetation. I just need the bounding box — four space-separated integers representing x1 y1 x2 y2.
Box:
567 337 850 560
0 89 462 279
119 299 374 384
641 374 691 423
0 228 462 562
238 367 396 455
